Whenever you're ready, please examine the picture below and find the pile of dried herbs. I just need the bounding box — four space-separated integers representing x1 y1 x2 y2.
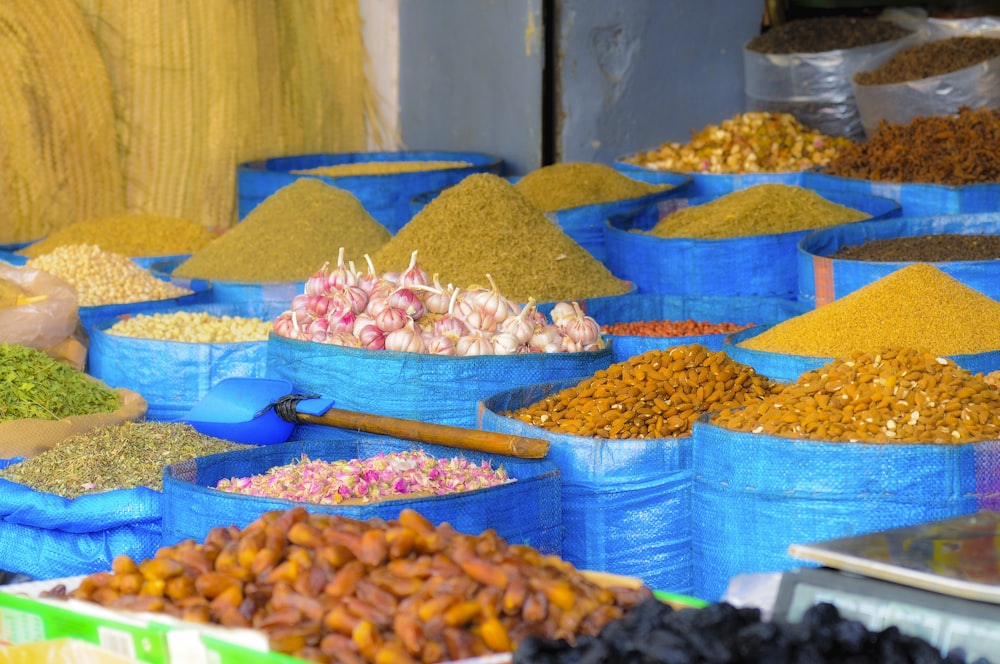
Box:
0 344 120 421
0 421 249 498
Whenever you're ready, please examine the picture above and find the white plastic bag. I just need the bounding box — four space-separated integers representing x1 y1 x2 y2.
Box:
0 262 78 349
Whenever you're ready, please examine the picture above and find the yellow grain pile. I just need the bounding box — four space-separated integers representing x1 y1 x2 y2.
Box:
18 214 216 258
738 264 1000 357
0 0 125 244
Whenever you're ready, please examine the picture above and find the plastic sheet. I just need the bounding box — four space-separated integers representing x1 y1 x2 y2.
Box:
160 436 562 555
806 171 1000 216
479 381 693 594
690 415 1000 601
265 331 613 431
614 160 811 198
148 257 300 312
237 151 504 234
87 303 274 422
797 212 1000 306
0 460 161 580
602 189 900 298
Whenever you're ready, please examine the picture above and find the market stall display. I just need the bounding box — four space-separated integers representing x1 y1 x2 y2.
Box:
479 345 779 593
743 15 915 140
797 212 1000 306
726 263 1000 382
603 184 899 298
812 107 1000 214
615 111 854 197
87 303 275 422
58 506 649 663
0 421 245 580
693 348 1000 601
237 151 504 233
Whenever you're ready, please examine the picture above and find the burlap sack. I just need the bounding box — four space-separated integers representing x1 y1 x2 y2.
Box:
0 386 148 458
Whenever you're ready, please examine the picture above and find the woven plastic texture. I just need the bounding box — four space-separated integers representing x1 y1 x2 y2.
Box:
603 190 900 298
148 257 304 309
723 325 1000 384
582 293 809 362
0 459 161 580
806 171 1000 216
479 380 693 594
87 302 275 421
691 416 1000 601
160 436 562 555
265 332 612 430
237 151 504 233
797 213 1000 306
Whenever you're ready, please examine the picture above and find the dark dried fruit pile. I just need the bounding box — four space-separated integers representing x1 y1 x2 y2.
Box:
831 233 1000 262
855 35 1000 85
515 599 990 663
824 107 1000 185
747 16 911 54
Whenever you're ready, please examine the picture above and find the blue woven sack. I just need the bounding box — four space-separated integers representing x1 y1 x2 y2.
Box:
479 380 693 594
160 436 561 555
691 415 1000 601
614 159 811 197
797 213 1000 306
265 333 613 431
806 171 1000 216
603 189 900 298
237 151 504 234
0 460 161 580
149 257 302 311
582 293 809 363
723 325 1000 384
88 303 274 422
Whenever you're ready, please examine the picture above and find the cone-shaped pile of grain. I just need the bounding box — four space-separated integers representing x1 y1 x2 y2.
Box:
173 178 390 282
738 263 1000 356
370 173 631 303
513 162 669 212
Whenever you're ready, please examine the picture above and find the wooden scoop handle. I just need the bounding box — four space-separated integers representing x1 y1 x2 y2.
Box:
294 408 550 459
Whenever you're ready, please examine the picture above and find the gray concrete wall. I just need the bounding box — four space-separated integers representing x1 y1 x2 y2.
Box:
398 0 765 175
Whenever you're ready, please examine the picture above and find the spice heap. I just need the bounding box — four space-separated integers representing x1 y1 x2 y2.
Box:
516 598 954 663
0 343 120 422
505 345 780 439
737 264 1000 357
647 184 870 239
746 16 912 54
855 36 1000 85
173 179 391 283
712 348 1000 444
216 451 512 505
274 249 606 355
624 112 852 174
291 160 472 177
0 422 249 497
512 162 670 212
824 107 1000 184
371 173 631 303
601 320 753 338
26 244 193 306
831 234 1000 262
17 214 216 258
107 311 271 343
56 507 652 663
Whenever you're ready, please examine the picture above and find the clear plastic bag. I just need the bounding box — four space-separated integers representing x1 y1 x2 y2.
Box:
0 262 78 350
743 32 919 141
853 17 1000 137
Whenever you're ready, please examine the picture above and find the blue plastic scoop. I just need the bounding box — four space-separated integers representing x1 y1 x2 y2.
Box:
181 377 549 458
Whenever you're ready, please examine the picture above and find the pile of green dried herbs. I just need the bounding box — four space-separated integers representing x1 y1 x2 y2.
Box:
0 343 120 421
0 421 250 497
